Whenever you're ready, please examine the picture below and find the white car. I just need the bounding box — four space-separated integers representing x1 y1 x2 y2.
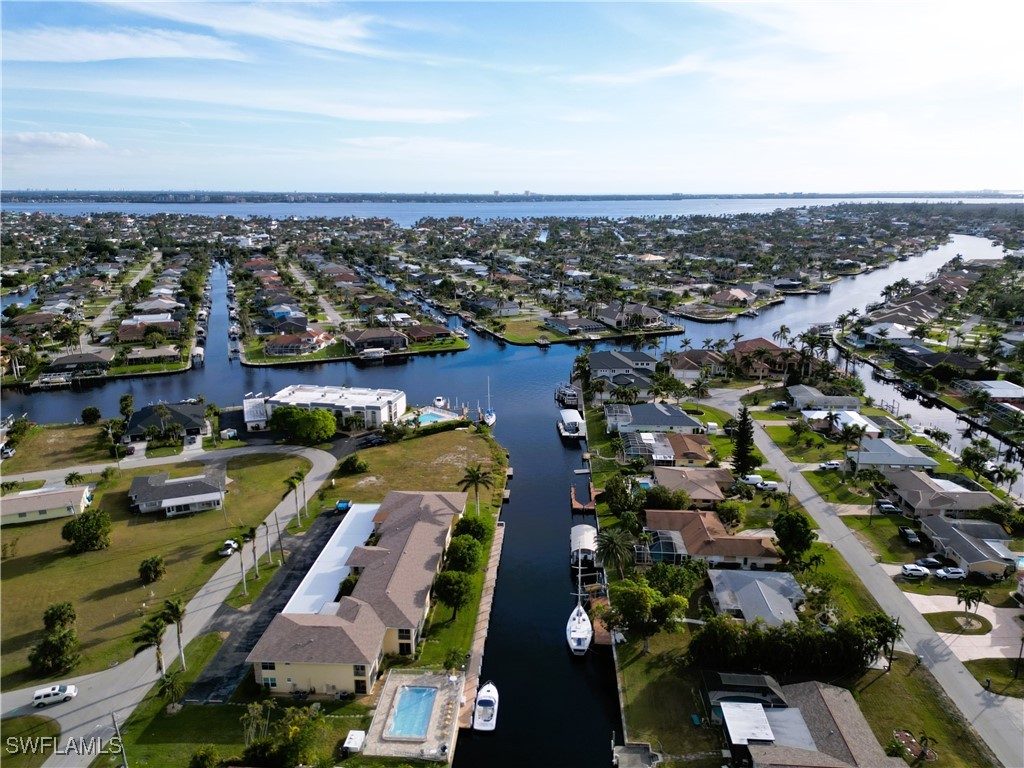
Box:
901 563 929 579
32 684 77 708
819 461 841 470
756 481 779 492
935 567 967 581
217 539 239 557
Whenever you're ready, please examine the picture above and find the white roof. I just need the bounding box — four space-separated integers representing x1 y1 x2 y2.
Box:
801 410 881 433
559 409 584 425
343 730 366 750
268 384 405 409
721 701 774 745
243 397 268 422
283 504 378 615
972 380 1024 399
570 524 598 553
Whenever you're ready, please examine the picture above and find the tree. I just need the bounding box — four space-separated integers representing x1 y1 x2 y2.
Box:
43 602 76 632
433 570 473 620
606 577 687 654
445 534 483 572
139 555 167 585
158 669 186 703
28 626 80 675
64 471 84 486
641 484 691 511
161 597 188 671
285 476 303 525
80 406 102 425
715 500 745 528
458 463 494 516
61 508 112 553
731 406 759 477
773 508 817 565
296 408 336 443
291 469 308 522
956 584 986 625
133 615 168 678
188 745 220 768
453 515 493 543
597 527 635 579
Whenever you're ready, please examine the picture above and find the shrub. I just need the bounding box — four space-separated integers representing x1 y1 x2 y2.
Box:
81 406 102 425
453 515 493 543
340 454 368 474
139 555 167 585
444 534 483 573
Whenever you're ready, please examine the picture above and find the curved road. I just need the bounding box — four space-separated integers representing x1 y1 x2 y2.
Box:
1 444 337 768
706 386 1024 768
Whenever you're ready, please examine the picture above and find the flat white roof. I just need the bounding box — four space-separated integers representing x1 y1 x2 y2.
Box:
721 701 774 745
269 384 405 409
559 409 584 424
283 503 379 615
243 397 268 422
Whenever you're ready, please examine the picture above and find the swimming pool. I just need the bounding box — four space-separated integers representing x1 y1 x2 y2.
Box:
386 685 437 740
419 413 444 425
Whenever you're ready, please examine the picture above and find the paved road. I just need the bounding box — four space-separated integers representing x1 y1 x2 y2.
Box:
78 251 164 354
705 386 1024 768
281 252 346 330
0 443 338 768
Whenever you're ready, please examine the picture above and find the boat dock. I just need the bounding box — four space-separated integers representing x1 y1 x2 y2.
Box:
570 482 599 513
459 520 505 729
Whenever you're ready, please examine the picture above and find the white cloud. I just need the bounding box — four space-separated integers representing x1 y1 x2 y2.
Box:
2 131 110 155
565 54 706 86
2 27 247 62
554 111 618 124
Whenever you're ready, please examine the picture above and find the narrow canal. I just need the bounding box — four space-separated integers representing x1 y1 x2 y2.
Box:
1 232 1017 766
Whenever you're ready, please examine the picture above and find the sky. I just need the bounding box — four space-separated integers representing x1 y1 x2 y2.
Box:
2 1 1022 194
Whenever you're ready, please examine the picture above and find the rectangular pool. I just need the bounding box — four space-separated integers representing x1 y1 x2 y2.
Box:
386 685 437 740
418 413 444 425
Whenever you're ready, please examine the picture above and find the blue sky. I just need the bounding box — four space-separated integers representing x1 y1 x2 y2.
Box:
3 1 1022 193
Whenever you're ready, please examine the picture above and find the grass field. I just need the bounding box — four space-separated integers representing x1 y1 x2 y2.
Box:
1 453 310 691
763 425 846 462
896 574 1018 608
751 410 796 421
802 542 880 618
801 470 874 504
842 514 919 563
923 611 993 635
1 424 113 473
841 652 1000 768
962 658 1024 699
0 715 60 768
496 317 570 344
1 480 45 495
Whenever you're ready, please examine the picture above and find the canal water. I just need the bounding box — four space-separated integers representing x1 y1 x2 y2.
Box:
1 214 1018 765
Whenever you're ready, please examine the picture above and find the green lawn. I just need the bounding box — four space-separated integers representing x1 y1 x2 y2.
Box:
842 514 919 563
224 559 283 610
1 480 45 495
896 575 1019 608
923 611 993 635
802 470 875 504
841 652 1000 768
144 443 183 459
763 425 846 462
803 542 880 618
962 658 1024 699
751 410 795 421
617 631 724 767
0 715 60 768
739 386 788 406
1 454 311 691
1 423 113 473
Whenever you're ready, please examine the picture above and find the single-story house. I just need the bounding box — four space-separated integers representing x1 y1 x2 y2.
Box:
887 471 1001 519
46 349 115 375
404 324 452 343
847 438 939 472
801 410 881 438
129 469 227 517
264 331 334 357
589 349 657 378
544 316 605 336
955 379 1024 403
124 402 208 442
709 287 756 308
639 508 779 569
1 486 92 527
127 346 181 365
787 385 862 412
708 570 805 626
246 491 466 695
667 349 729 381
920 516 1015 579
343 328 408 353
856 322 916 347
649 466 728 507
596 301 663 330
604 403 704 435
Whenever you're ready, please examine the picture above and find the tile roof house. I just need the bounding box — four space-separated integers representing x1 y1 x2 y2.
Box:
128 469 226 517
886 471 1001 519
667 349 728 381
342 327 409 353
639 508 779 569
919 516 1015 578
651 466 731 507
264 331 334 357
246 491 466 696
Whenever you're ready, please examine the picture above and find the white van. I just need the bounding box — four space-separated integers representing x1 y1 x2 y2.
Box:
32 684 77 707
737 474 764 486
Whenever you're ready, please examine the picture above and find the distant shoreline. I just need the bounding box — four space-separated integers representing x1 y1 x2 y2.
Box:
3 190 1022 205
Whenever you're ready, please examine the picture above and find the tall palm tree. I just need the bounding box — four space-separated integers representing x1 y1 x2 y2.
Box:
133 616 168 678
245 526 260 579
690 376 710 407
956 584 986 626
291 469 308 521
157 670 185 703
597 527 635 579
772 324 790 346
161 598 187 671
458 463 493 516
285 476 302 524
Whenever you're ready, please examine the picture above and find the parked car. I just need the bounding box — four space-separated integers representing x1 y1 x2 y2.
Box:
898 526 921 546
819 460 842 470
0 443 15 458
187 435 198 445
769 401 789 411
125 445 136 455
935 567 967 581
32 684 77 708
738 475 764 486
217 539 239 557
756 481 780 492
877 500 900 514
901 563 929 579
915 557 943 569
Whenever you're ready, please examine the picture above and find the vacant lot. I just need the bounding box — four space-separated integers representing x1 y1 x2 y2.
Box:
2 424 113 473
1 453 309 690
0 715 60 768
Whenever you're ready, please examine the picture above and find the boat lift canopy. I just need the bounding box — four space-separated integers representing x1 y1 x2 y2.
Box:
570 524 598 556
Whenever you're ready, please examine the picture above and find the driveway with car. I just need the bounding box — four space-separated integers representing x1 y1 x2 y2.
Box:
903 592 1024 661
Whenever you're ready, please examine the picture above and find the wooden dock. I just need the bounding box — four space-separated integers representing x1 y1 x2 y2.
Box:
570 482 600 513
458 521 505 729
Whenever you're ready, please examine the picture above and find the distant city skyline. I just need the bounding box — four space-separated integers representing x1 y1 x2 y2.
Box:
3 2 1022 194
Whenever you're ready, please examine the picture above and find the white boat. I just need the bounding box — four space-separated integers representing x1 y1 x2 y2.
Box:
433 395 447 408
483 377 497 427
473 681 499 731
555 382 580 407
566 563 593 656
557 409 586 439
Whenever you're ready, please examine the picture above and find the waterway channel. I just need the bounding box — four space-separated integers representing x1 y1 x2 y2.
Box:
1 221 1019 765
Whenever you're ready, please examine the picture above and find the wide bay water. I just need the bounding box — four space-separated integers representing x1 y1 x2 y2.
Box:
1 198 1019 766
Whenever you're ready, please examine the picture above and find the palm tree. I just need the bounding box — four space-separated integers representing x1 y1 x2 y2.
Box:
690 375 710 407
64 471 84 486
956 584 986 626
285 476 302 524
154 403 171 432
161 598 187 671
772 324 790 346
597 527 635 579
291 469 308 521
589 377 607 404
157 670 186 703
133 616 168 678
702 337 714 350
245 526 260 580
458 463 493 516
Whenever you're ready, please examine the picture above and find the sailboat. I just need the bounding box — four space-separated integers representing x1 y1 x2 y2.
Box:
483 377 497 427
566 561 593 656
